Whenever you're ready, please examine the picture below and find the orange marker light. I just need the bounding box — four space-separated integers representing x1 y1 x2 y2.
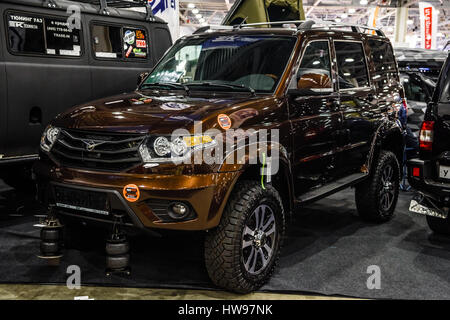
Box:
217 114 232 130
123 184 140 202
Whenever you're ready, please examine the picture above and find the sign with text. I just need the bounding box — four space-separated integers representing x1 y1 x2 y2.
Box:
419 2 438 50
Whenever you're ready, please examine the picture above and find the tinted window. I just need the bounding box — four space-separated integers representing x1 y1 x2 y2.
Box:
92 24 122 59
297 41 332 89
335 41 369 89
7 13 81 56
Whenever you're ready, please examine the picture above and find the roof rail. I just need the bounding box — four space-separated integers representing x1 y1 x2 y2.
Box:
193 25 234 34
77 0 156 20
236 20 386 37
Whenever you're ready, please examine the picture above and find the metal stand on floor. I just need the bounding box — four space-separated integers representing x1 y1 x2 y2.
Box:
37 204 63 263
105 214 131 276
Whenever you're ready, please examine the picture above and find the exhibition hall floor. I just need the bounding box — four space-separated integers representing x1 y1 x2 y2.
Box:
1 180 449 300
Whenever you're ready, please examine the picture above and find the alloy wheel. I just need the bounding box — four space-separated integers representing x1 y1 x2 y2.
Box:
241 204 277 275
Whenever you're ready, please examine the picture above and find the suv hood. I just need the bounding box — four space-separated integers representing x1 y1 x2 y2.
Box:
52 91 258 134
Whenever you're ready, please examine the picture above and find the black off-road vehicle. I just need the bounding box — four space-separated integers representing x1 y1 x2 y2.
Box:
408 52 450 234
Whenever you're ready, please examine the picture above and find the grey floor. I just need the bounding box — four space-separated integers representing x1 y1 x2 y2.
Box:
0 179 449 299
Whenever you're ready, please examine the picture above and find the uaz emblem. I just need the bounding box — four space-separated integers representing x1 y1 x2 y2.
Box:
82 140 105 151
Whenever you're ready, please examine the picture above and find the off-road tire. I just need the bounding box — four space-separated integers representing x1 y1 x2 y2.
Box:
204 180 285 293
426 215 450 235
355 150 400 222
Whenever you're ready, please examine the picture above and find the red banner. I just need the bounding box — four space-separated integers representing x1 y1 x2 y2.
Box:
423 6 432 49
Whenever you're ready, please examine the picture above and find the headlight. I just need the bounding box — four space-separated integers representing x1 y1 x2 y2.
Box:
139 135 216 163
40 125 60 152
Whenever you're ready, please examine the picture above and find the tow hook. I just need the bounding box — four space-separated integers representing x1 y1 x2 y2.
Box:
37 204 63 263
105 214 131 276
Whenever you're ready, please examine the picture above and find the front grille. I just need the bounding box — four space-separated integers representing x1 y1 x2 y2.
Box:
51 129 145 172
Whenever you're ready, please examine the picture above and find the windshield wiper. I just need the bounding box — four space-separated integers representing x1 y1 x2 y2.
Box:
141 82 190 96
186 82 256 96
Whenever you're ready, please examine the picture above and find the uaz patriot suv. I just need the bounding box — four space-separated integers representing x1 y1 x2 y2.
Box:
34 21 405 293
408 53 450 234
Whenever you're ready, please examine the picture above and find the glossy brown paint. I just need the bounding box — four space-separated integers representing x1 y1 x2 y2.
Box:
34 28 404 231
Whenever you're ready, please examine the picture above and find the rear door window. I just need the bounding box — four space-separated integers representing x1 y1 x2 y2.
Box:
7 12 81 57
92 24 149 60
334 41 369 89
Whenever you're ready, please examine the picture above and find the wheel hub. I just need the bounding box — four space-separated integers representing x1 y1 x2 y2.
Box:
253 230 266 248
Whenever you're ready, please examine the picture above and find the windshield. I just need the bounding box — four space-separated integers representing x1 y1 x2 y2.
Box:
142 35 297 93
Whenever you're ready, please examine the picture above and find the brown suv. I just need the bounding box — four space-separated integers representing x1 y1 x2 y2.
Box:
34 21 405 293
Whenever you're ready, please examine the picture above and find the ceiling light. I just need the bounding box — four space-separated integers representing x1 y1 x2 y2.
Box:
199 18 206 23
187 3 195 8
201 22 208 26
437 32 443 37
192 8 199 14
335 18 342 22
387 26 394 32
341 13 348 19
360 0 368 5
407 19 414 25
435 9 440 14
196 14 202 19
348 8 356 14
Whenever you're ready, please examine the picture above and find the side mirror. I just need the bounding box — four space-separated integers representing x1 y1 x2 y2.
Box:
137 72 149 86
297 73 332 90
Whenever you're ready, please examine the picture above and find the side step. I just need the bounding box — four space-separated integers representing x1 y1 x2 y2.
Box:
296 172 368 205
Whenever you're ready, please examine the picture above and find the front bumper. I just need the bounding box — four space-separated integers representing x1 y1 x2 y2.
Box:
33 160 240 231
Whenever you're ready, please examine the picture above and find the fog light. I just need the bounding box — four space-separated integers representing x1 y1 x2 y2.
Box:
168 202 190 220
